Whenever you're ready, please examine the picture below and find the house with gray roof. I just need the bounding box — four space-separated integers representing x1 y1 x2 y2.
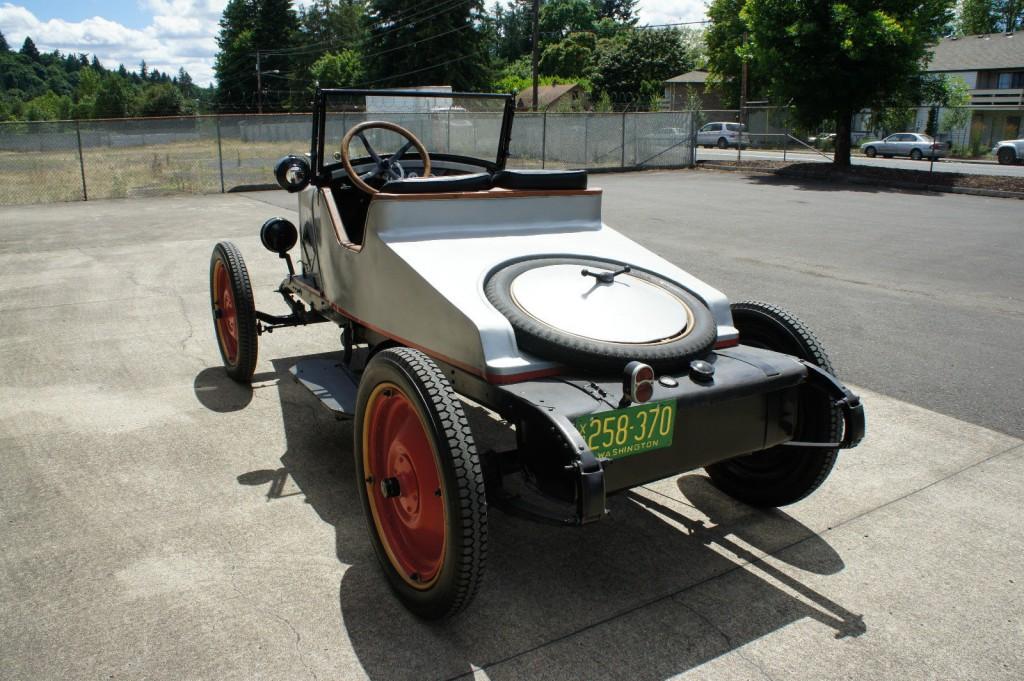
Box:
922 33 1024 148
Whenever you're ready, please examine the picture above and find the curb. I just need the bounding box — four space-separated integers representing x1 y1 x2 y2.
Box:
697 161 1024 200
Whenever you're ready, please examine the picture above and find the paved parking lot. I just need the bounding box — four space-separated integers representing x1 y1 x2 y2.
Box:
1 174 1021 680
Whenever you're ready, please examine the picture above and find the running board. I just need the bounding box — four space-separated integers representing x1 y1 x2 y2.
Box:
290 359 360 417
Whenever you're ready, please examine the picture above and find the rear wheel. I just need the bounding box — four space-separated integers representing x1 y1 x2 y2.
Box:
863 146 876 158
354 348 487 619
910 148 923 160
704 301 839 507
997 147 1017 165
209 241 257 382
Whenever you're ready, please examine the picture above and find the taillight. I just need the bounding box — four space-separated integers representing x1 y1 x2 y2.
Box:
623 361 655 404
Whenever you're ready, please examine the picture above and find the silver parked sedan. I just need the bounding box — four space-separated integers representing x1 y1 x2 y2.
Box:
861 133 947 160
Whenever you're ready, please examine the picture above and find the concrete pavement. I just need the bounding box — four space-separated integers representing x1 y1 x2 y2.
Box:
1 181 1022 680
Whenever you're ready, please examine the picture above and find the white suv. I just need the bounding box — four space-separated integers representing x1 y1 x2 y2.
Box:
696 122 749 149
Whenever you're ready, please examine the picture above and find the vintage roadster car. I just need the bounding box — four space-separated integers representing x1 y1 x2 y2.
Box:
209 89 865 619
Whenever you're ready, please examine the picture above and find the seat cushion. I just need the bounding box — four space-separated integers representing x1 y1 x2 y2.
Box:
381 172 493 194
492 169 588 191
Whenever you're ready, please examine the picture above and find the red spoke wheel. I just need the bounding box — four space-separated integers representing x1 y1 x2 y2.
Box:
209 242 258 382
355 348 487 619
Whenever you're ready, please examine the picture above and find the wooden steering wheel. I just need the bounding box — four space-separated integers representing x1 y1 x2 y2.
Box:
340 121 431 194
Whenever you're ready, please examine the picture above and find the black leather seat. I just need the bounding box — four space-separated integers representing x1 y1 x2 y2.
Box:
492 169 588 190
381 172 493 194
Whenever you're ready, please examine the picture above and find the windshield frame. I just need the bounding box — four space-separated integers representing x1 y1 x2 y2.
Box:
312 88 515 175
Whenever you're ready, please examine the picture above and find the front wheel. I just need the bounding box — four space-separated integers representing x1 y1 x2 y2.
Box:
717 137 728 149
209 241 258 382
704 301 839 507
997 147 1017 165
863 146 876 158
354 348 488 619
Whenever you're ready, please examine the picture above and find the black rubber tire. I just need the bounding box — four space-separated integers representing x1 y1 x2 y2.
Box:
704 301 840 507
910 148 922 161
863 146 876 158
485 256 718 372
209 241 258 382
354 348 487 619
717 137 728 149
997 147 1016 165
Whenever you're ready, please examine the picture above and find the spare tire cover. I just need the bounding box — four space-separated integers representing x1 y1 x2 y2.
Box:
485 256 717 371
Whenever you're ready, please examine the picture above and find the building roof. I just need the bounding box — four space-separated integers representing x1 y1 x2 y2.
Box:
515 83 581 110
665 70 709 84
927 33 1024 72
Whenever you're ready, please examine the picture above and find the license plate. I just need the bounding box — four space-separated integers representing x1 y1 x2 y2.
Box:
574 400 677 460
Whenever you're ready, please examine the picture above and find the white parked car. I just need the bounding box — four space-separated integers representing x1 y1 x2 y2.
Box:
696 121 749 149
993 138 1024 165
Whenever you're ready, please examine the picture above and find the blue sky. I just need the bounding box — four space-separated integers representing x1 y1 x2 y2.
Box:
0 1 707 86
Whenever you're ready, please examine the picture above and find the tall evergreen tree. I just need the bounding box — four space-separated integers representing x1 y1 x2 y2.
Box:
365 0 490 90
20 36 40 61
0 30 9 52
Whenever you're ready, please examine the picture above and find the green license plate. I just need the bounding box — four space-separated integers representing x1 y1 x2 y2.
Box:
574 400 677 460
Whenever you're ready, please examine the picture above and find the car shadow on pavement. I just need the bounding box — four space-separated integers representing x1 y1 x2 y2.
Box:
204 355 866 681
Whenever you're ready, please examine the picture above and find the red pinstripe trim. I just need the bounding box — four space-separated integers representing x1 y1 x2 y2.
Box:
291 279 560 385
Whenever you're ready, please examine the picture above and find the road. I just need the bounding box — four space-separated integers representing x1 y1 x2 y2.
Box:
1 176 1022 680
696 146 1024 176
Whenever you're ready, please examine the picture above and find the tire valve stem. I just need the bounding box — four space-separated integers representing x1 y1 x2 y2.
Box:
364 476 373 485
381 388 394 398
410 572 420 582
434 488 442 497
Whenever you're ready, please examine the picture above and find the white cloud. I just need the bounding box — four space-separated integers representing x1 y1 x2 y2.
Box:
636 1 708 26
0 1 227 85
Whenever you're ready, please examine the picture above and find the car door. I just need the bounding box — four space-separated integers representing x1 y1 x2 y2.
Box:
895 134 915 156
877 134 897 154
697 123 718 145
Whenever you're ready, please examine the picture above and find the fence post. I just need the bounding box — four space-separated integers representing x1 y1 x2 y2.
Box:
621 110 627 168
75 120 87 201
541 111 547 169
583 114 589 168
215 116 225 194
784 123 789 161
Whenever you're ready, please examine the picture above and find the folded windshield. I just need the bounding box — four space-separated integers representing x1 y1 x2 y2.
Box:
314 89 513 172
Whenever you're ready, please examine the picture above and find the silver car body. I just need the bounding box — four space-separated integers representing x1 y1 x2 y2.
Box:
992 138 1024 163
696 121 749 148
861 132 946 159
295 182 737 383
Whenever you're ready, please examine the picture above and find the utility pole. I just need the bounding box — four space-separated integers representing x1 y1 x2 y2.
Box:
256 51 263 114
531 0 540 112
738 31 748 163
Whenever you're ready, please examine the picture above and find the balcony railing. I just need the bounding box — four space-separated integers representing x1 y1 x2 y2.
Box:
970 88 1024 107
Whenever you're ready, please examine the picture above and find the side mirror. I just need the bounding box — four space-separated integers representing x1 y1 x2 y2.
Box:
274 154 311 193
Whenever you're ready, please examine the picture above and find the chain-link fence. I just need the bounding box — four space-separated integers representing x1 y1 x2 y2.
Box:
0 111 698 206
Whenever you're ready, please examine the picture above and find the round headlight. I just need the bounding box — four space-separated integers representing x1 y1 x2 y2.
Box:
274 154 311 193
260 217 298 255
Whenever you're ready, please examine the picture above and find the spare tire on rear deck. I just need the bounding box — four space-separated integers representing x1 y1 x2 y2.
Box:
484 256 717 372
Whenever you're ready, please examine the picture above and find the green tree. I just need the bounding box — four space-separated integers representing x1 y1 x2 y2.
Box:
708 0 953 167
540 0 596 42
591 0 638 23
493 1 534 62
939 74 972 145
0 30 9 52
214 0 257 111
94 74 134 118
959 0 1000 33
591 28 694 106
20 36 40 61
366 0 490 90
539 31 596 78
23 91 72 120
309 49 365 89
137 83 186 116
